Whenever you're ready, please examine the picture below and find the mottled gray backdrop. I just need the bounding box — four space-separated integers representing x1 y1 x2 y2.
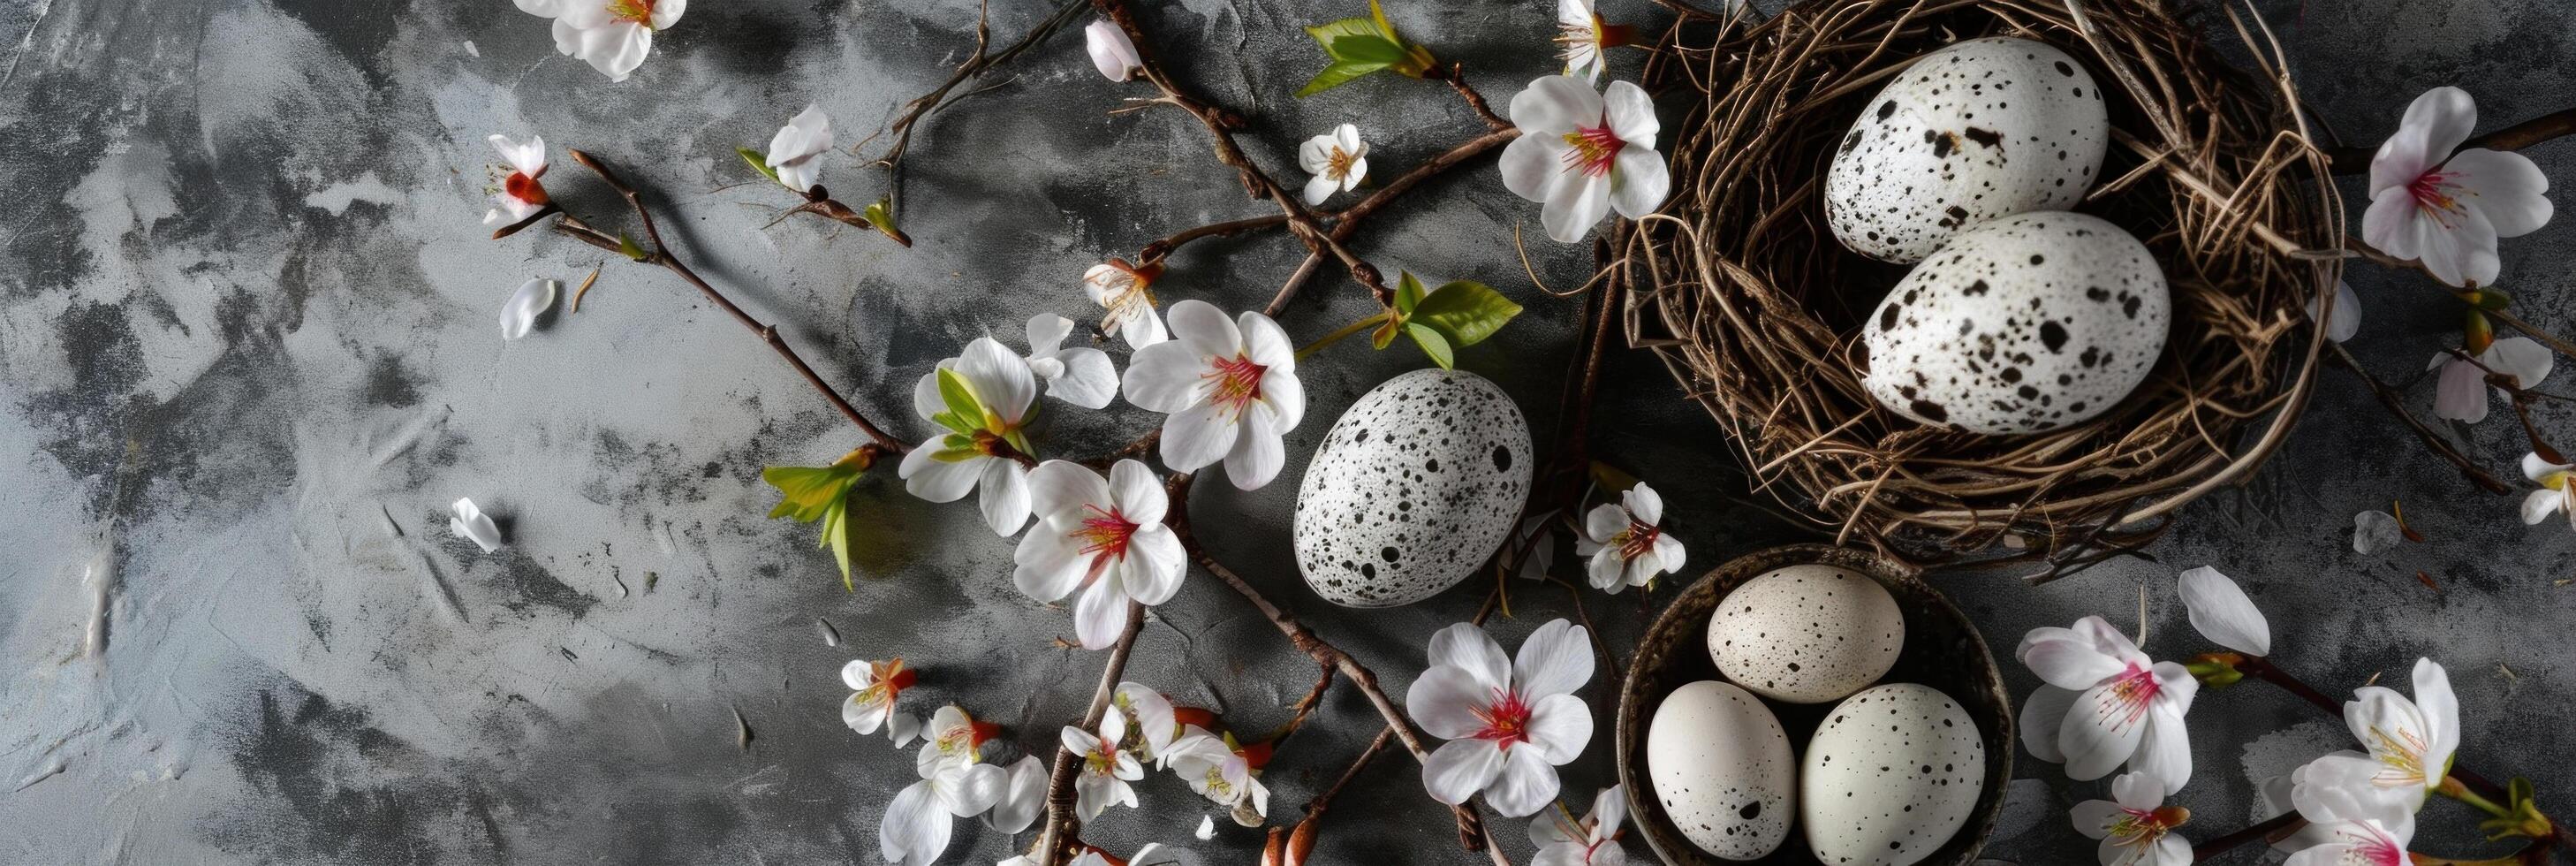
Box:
3 0 2572 863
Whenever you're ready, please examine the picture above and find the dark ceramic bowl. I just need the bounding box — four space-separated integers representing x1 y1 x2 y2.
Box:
1613 544 2013 865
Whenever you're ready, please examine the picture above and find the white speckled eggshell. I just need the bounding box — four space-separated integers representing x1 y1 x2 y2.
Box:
1647 680 1795 860
1825 36 2110 263
1293 368 1533 608
1800 683 1988 866
1707 564 1905 703
1863 211 2169 435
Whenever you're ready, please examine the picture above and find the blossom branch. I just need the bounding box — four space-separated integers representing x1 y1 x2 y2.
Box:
2327 106 2576 174
862 0 1091 174
1032 599 1147 866
2190 810 2304 860
2323 343 2512 494
1265 127 1520 315
544 150 909 453
1161 473 1501 858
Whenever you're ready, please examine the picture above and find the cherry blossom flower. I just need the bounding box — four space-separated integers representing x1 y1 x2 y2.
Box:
984 756 1047 834
481 134 550 226
2280 765 2416 866
764 104 832 194
1498 75 1669 243
2524 452 2576 528
1298 124 1370 206
1530 785 1630 866
902 337 1039 535
1082 259 1169 349
2017 616 2201 786
2295 658 2458 814
1555 0 1633 83
2362 87 2552 288
1085 19 1141 82
1013 460 1185 650
916 705 1002 777
2305 280 2360 344
1021 314 1118 410
2177 566 2270 657
1120 300 1306 491
2427 336 2550 424
2071 772 2192 866
1407 619 1595 817
1114 681 1181 764
1063 711 1143 821
843 657 923 746
499 277 557 340
1164 731 1271 820
513 0 686 83
1574 482 1684 594
880 707 1002 864
450 498 503 552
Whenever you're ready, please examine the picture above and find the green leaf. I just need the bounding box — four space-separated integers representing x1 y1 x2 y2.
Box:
1304 18 1385 55
936 368 986 435
1297 58 1393 98
738 147 781 185
1394 271 1427 314
1410 281 1523 347
1367 0 1398 39
822 496 859 591
862 197 898 233
617 232 648 262
1323 33 1406 65
1405 323 1454 369
762 464 861 522
1369 315 1402 350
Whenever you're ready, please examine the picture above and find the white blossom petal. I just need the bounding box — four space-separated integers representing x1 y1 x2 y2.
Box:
1221 406 1284 490
1522 692 1594 764
499 277 557 340
1511 74 1604 136
1427 622 1512 692
2178 566 2271 656
975 459 1032 535
1512 619 1595 699
1405 665 1493 741
449 497 503 551
1483 745 1563 817
1421 738 1505 805
984 756 1047 833
1084 19 1140 81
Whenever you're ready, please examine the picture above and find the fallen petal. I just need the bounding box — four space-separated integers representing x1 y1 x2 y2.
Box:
500 277 558 340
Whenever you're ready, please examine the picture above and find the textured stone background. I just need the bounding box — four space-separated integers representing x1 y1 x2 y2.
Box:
3 0 2572 863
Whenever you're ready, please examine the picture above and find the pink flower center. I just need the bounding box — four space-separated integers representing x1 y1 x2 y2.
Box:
1560 125 1625 178
2329 822 2406 866
2095 663 2162 732
2408 170 2468 228
1203 353 1267 418
1472 687 1534 750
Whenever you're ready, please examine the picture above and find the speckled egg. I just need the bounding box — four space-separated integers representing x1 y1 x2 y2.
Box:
1862 211 2169 434
1647 680 1796 860
1293 368 1533 608
1707 564 1905 703
1800 683 1988 866
1825 36 2110 263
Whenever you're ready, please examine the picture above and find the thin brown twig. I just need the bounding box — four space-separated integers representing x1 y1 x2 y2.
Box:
863 0 1090 173
2324 343 2512 495
1032 599 1147 866
548 150 908 453
1162 473 1500 859
2325 107 2576 174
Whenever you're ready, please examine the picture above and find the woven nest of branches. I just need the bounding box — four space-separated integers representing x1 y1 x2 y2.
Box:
1614 0 2343 570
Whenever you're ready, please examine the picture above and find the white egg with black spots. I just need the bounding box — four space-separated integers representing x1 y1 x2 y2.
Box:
1801 683 1987 866
1708 564 1905 703
1647 680 1795 860
1294 368 1533 608
1825 36 2110 262
1863 211 2167 435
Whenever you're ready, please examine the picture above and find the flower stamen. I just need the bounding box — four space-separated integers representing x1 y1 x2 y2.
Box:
2094 664 2163 732
1470 687 1534 750
1202 353 1268 418
1559 125 1625 178
606 0 658 27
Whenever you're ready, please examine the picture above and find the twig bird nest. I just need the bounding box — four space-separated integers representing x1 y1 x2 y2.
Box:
1618 0 2343 571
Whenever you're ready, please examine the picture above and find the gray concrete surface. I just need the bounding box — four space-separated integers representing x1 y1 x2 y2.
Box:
3 0 2572 863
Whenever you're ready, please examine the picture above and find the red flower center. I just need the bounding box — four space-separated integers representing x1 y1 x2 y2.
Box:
1616 520 1659 560
607 0 658 26
504 171 548 206
1471 687 1534 750
1073 504 1140 582
2096 663 2161 732
1560 125 1625 178
1204 353 1268 418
